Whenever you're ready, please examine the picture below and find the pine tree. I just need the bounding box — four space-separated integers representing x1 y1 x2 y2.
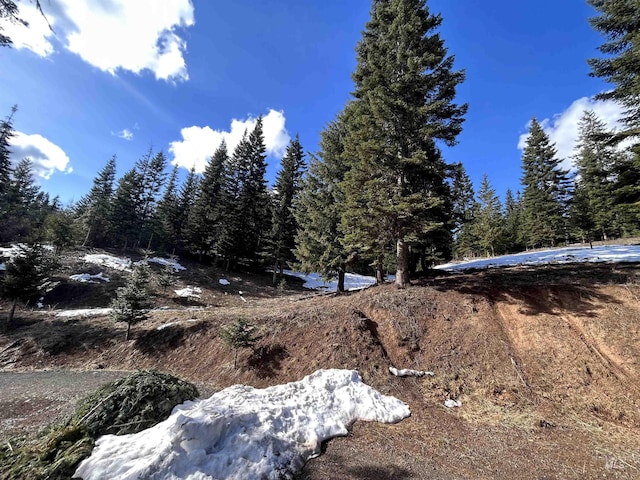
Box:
0 105 16 220
588 0 640 134
571 110 617 241
2 244 57 328
449 162 477 259
77 156 116 247
187 141 229 261
473 174 503 257
110 168 144 249
220 318 261 369
111 263 151 340
520 118 569 248
173 166 199 253
502 189 524 253
294 115 350 292
270 135 305 284
156 164 180 252
136 150 167 249
341 0 467 287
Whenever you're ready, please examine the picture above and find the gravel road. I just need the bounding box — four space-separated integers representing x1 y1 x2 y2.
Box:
0 370 128 439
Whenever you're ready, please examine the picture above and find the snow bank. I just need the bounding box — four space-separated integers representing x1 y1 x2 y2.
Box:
436 245 640 272
55 308 113 318
70 273 110 283
147 257 186 272
83 254 132 272
74 369 410 480
282 269 385 292
175 286 202 299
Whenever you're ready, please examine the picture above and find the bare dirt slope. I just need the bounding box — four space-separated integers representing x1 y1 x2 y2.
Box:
1 262 640 479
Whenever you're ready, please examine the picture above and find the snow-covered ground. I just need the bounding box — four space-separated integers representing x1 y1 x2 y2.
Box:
74 369 410 480
282 269 385 292
175 286 202 299
70 273 110 283
83 254 132 272
147 257 186 272
55 308 113 318
435 244 640 272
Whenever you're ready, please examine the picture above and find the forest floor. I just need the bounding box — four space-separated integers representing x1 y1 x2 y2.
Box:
1 248 640 479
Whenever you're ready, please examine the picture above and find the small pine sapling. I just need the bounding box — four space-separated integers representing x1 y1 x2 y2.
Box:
111 263 151 340
157 264 177 293
220 318 262 369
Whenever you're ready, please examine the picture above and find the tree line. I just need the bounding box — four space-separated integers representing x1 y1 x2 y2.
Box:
0 0 638 293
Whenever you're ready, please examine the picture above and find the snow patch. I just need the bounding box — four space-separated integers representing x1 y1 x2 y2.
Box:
55 308 113 318
175 286 202 299
444 399 462 408
218 278 230 286
389 366 435 378
70 272 110 283
436 245 640 272
282 269 386 292
83 254 132 272
74 369 410 480
0 263 4 271
147 257 186 272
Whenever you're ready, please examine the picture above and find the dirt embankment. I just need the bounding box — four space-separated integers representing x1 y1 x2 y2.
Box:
1 263 640 479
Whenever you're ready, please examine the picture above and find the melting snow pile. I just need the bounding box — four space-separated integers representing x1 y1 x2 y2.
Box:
389 366 435 377
74 369 410 480
147 257 186 272
436 244 640 272
83 254 132 271
70 273 110 283
282 269 383 292
175 286 202 299
218 278 230 286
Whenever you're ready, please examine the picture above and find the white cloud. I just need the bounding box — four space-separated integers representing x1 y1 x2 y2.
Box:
116 128 134 141
169 110 291 173
517 97 626 171
1 0 195 82
9 131 73 179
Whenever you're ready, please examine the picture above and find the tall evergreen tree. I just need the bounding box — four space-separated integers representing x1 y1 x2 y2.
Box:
449 162 477 259
588 0 640 134
156 164 180 252
473 174 503 257
502 188 524 253
187 141 229 261
136 150 168 248
294 116 350 292
571 110 617 241
520 118 569 248
76 156 116 247
110 168 144 249
173 166 199 253
270 135 305 284
341 0 467 287
0 105 16 214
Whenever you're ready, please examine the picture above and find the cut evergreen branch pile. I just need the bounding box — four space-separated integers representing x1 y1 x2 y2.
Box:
0 370 199 480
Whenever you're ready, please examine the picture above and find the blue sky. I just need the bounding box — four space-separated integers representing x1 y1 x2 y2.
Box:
0 0 623 205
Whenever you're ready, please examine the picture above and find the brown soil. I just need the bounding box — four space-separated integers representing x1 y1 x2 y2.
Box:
2 261 640 479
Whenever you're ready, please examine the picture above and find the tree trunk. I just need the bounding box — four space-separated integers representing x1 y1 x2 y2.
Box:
375 254 385 285
337 269 345 293
272 245 281 285
395 238 410 288
7 299 18 327
234 349 238 369
126 320 132 341
82 225 92 247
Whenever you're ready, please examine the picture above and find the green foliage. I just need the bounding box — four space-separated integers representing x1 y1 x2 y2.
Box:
156 264 177 292
1 244 58 327
76 156 116 247
520 118 569 248
294 115 350 291
0 370 198 480
270 135 305 283
44 209 77 253
220 318 261 368
473 174 503 257
341 0 467 286
111 263 151 340
588 0 640 131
